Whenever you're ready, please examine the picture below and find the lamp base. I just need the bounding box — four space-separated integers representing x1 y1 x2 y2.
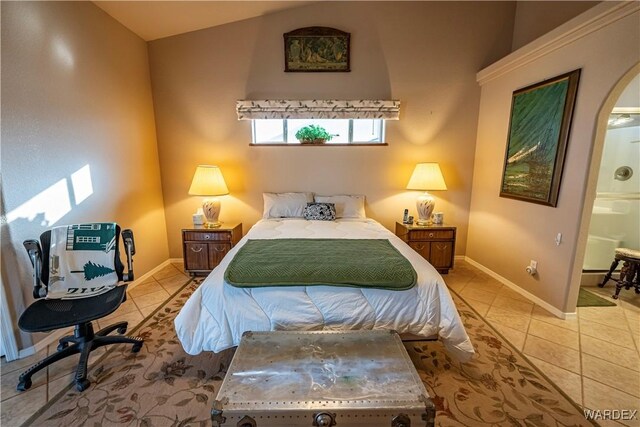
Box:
416 192 435 225
202 198 222 228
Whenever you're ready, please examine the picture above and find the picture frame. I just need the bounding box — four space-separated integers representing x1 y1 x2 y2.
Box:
284 27 350 72
499 69 581 207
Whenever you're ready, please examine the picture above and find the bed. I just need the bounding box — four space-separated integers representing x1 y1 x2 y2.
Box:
175 217 475 362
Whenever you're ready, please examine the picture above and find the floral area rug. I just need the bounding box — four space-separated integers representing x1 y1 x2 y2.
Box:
26 279 593 427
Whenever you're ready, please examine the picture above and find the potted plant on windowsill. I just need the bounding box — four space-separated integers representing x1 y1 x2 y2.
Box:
295 125 336 144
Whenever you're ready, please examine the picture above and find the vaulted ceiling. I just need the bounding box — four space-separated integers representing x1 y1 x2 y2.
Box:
93 1 314 41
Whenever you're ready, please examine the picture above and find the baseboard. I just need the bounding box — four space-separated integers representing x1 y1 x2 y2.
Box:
464 256 574 319
580 272 606 288
125 259 173 291
18 329 69 359
16 258 176 360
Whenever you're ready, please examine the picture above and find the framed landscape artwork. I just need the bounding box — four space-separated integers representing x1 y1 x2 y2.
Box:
499 69 581 207
284 27 350 72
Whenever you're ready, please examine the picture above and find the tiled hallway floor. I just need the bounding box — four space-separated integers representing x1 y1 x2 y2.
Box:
447 261 640 427
1 260 639 426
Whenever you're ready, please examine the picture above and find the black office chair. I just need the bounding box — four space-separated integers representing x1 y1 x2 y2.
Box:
17 224 143 392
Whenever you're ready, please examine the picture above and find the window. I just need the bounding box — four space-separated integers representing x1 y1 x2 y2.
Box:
252 119 385 144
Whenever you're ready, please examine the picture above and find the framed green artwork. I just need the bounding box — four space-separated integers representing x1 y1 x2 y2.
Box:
500 69 581 207
284 27 350 72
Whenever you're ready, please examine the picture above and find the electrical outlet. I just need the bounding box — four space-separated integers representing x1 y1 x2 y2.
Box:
555 233 562 246
530 260 537 269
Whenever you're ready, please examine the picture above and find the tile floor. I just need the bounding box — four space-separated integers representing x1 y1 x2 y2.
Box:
448 261 640 427
1 260 639 426
0 262 190 426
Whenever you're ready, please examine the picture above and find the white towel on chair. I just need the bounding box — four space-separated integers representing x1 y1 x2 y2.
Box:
46 223 119 299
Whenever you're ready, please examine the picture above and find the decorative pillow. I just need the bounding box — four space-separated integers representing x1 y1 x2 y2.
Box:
263 192 314 219
303 203 336 221
314 195 366 218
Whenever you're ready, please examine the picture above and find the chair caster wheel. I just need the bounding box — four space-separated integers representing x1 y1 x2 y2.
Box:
117 326 127 334
612 294 619 300
57 342 69 352
17 378 32 391
132 342 143 353
76 379 91 392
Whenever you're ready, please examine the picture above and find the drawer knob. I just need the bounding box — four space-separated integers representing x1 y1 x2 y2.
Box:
190 247 203 253
428 232 434 238
204 234 211 240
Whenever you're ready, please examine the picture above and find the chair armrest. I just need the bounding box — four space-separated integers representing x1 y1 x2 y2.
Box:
122 229 135 281
23 240 46 298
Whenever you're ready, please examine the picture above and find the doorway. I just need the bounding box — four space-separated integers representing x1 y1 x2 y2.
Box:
580 73 640 299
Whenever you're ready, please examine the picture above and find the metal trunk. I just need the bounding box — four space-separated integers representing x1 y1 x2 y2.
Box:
212 330 435 427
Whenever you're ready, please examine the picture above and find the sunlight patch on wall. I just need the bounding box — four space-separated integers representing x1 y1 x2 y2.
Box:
6 165 94 226
6 179 71 226
71 165 93 204
51 36 74 69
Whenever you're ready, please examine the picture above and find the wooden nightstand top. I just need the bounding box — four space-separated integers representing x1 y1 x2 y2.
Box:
395 222 455 231
182 222 242 232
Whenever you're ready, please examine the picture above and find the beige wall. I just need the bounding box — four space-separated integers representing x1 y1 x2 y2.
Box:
511 1 599 51
1 1 169 348
614 74 640 108
148 1 516 258
467 5 640 313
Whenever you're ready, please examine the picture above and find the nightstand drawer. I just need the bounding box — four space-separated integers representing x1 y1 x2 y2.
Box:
409 230 454 240
184 231 231 242
184 243 210 270
208 243 230 267
409 241 431 259
430 242 453 269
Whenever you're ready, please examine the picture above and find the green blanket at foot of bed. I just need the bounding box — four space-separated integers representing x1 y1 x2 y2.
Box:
224 239 417 290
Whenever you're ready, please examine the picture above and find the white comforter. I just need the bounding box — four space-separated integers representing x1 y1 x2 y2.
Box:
175 219 475 362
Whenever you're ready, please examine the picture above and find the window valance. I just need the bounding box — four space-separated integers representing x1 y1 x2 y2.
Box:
236 100 400 120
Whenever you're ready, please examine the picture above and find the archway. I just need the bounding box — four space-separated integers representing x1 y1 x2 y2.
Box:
568 63 640 310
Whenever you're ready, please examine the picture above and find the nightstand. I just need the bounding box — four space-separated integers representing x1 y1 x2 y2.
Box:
395 222 456 274
182 223 242 275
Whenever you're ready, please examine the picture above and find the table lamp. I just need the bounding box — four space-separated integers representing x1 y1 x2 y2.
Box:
188 165 229 228
406 163 447 225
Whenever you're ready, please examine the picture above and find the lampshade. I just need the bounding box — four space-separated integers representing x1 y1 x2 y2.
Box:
406 163 447 191
188 165 229 196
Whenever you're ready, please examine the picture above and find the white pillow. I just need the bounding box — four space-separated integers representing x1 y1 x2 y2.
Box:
263 192 314 219
314 195 366 219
